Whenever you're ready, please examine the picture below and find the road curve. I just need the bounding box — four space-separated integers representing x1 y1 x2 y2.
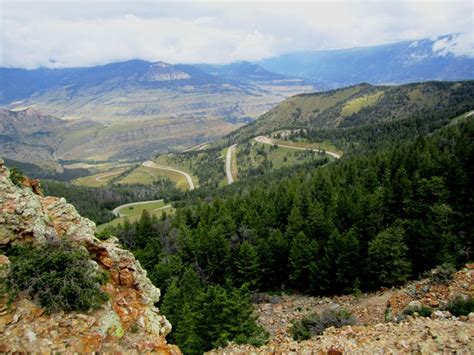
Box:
226 144 237 184
112 199 165 217
143 160 195 190
254 136 341 159
96 170 124 182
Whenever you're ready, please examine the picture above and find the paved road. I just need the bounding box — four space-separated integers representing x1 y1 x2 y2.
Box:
254 136 341 159
95 170 124 182
142 160 195 190
112 199 166 217
226 144 237 184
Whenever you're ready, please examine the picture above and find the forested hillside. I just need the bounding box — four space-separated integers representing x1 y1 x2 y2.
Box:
229 81 474 143
106 116 473 353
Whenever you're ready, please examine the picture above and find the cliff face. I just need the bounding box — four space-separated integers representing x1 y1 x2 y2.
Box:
0 159 180 353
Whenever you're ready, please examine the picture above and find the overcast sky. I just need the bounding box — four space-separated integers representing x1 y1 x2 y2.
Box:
1 0 473 68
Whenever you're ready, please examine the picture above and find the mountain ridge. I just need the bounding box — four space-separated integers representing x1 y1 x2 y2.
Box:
257 34 474 88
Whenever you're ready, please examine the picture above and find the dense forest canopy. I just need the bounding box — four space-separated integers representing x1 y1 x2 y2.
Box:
106 116 473 353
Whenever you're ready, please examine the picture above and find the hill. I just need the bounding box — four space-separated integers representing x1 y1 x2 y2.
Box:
229 81 474 144
258 34 474 88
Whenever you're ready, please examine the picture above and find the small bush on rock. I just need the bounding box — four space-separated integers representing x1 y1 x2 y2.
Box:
9 168 25 186
2 240 109 313
402 304 433 318
425 263 456 284
290 308 356 341
446 296 474 316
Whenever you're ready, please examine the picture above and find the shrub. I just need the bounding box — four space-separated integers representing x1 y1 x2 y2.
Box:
402 304 433 318
425 263 456 284
2 240 109 313
446 296 474 316
9 167 25 186
290 308 356 341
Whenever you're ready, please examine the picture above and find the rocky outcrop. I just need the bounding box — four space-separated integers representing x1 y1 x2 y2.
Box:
209 266 473 354
209 316 473 354
0 159 180 353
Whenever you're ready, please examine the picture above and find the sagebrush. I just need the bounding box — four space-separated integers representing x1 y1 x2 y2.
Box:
1 240 109 313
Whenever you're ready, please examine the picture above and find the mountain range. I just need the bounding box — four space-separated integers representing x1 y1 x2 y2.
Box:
0 60 312 161
0 33 472 163
258 34 474 88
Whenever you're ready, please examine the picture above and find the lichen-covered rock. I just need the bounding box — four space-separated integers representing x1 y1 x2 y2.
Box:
0 161 180 354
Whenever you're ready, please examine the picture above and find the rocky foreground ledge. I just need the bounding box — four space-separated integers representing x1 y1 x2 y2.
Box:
0 160 180 353
209 264 473 353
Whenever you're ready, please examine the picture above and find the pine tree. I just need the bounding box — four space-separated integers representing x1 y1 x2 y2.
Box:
285 204 305 239
235 241 260 287
289 232 318 291
367 224 411 288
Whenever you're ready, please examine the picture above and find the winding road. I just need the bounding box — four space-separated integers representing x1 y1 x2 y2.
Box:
112 199 171 217
142 160 195 190
95 170 124 182
254 136 341 159
226 144 237 184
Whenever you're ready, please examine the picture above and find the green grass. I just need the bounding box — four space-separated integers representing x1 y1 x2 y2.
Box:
269 137 343 157
116 200 166 217
97 200 173 231
154 155 199 187
236 140 327 179
74 167 128 187
448 110 474 126
116 165 188 190
341 92 383 116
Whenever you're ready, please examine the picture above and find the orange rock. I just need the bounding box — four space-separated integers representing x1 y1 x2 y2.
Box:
99 255 114 269
327 347 343 355
73 332 103 353
119 269 135 287
22 178 43 196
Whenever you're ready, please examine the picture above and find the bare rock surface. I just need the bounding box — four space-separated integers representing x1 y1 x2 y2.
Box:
210 265 473 353
0 160 180 353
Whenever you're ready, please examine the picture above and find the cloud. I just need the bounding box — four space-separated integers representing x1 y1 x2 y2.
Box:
1 0 473 68
432 33 474 58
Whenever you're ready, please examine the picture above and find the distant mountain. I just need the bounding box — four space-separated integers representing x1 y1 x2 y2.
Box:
0 59 223 104
258 34 474 88
0 60 315 161
194 61 292 83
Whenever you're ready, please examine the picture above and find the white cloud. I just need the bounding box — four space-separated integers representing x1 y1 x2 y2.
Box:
1 0 473 68
432 33 474 58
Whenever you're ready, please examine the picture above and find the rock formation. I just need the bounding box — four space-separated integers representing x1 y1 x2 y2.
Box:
209 265 473 353
0 159 180 353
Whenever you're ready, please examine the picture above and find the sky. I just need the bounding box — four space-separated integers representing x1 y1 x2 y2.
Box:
1 0 473 68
